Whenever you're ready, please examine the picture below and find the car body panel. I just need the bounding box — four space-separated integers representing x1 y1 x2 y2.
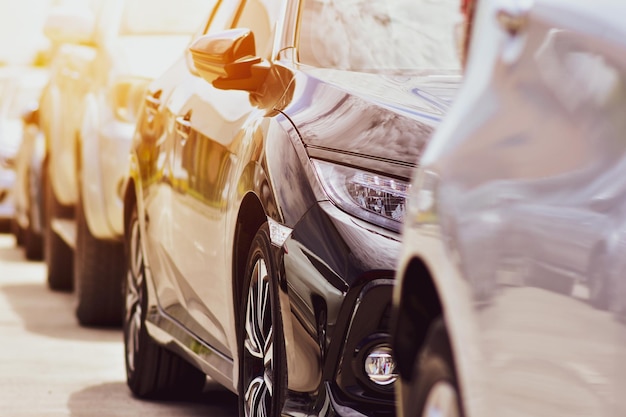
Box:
127 0 461 414
394 0 626 416
41 42 96 207
1 67 47 223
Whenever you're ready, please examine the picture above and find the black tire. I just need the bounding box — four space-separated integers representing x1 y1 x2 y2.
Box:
238 223 286 417
588 250 610 310
124 203 206 399
44 170 74 291
24 220 43 260
24 167 44 260
11 218 24 247
406 318 462 417
74 195 124 327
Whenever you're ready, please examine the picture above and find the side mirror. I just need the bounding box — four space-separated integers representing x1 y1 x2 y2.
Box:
189 28 269 92
43 5 95 45
21 107 40 126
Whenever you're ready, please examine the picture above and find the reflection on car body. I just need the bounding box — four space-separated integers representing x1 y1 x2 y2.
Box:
123 0 461 415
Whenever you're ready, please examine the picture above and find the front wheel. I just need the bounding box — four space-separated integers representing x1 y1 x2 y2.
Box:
74 194 124 327
239 223 286 417
11 219 24 246
407 318 462 417
43 169 74 291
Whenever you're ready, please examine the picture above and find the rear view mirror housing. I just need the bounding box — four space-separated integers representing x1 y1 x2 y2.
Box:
43 5 95 45
21 107 40 126
189 28 269 92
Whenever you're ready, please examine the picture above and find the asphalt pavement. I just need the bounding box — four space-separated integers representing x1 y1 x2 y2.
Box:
0 233 238 417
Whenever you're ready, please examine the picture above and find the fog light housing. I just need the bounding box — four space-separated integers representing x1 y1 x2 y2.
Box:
364 345 397 386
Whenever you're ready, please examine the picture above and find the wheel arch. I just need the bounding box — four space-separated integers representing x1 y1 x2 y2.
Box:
123 177 137 239
393 256 444 382
232 192 267 331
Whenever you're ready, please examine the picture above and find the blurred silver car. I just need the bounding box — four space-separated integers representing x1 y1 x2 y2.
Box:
12 103 46 260
392 0 626 416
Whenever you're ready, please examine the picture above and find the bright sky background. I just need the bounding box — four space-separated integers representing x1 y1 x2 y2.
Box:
0 0 53 65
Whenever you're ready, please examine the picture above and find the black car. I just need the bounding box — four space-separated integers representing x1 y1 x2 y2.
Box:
123 0 460 415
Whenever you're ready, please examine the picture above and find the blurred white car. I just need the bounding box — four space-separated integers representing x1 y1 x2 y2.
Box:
13 103 47 260
39 0 211 326
0 66 47 232
392 0 626 416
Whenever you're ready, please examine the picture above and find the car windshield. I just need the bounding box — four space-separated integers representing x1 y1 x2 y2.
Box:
298 0 461 72
120 0 213 35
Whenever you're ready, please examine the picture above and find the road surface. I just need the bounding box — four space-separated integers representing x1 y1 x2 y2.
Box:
0 233 238 417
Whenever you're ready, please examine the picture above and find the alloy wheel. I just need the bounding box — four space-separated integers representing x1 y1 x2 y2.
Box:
243 257 274 417
125 217 144 374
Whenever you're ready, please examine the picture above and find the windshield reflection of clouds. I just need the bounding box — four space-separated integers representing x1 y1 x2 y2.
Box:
299 0 461 72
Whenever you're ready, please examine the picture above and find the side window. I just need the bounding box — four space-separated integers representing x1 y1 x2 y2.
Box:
233 0 281 58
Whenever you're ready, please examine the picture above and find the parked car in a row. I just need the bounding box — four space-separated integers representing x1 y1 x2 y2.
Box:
38 0 210 326
122 0 461 415
392 0 626 416
13 103 46 260
0 66 47 234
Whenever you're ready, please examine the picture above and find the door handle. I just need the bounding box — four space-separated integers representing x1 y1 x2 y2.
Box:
145 90 161 111
175 111 192 140
496 9 528 36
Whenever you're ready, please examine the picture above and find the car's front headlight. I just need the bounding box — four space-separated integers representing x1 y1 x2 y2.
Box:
312 159 410 232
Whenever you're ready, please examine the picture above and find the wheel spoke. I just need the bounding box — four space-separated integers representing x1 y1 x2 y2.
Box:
245 259 270 358
131 224 144 280
263 327 273 396
125 219 144 373
126 300 142 372
245 377 270 417
243 254 276 417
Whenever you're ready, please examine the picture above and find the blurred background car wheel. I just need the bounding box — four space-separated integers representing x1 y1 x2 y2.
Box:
123 204 206 399
239 223 286 417
11 218 25 246
409 318 462 417
44 167 74 291
74 194 124 327
23 206 43 261
588 249 610 310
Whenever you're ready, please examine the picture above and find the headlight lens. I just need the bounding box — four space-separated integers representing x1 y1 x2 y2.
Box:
312 159 410 232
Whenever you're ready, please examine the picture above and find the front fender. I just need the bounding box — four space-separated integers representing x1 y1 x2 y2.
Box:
44 84 78 206
79 93 111 238
80 93 134 240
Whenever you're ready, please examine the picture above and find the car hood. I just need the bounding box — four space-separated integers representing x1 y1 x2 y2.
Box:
283 68 461 179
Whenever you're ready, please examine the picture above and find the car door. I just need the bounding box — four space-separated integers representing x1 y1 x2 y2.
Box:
138 0 236 328
166 0 283 356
